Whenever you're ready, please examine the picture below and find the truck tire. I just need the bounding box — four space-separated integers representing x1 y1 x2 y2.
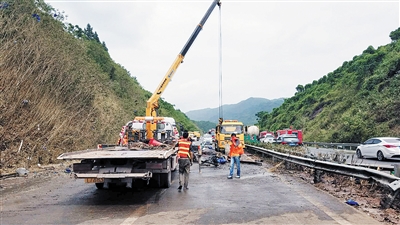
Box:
149 174 161 188
95 183 104 189
161 171 172 188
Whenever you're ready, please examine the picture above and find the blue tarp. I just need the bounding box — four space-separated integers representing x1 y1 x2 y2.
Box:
32 13 41 22
0 2 9 9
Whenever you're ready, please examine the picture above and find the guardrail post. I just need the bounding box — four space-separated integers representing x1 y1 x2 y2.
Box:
393 164 400 178
285 161 289 170
313 169 323 183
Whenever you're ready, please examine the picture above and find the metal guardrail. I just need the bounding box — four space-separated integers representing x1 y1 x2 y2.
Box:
303 141 360 150
246 145 400 191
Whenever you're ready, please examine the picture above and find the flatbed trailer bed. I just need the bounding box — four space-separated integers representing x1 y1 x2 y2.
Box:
57 147 178 160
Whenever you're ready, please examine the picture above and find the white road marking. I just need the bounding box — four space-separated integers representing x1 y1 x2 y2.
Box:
120 215 139 225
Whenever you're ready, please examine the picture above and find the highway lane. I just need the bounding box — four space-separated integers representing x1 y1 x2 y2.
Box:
1 161 382 224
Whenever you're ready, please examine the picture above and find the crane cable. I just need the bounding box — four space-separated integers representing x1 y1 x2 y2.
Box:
218 3 223 121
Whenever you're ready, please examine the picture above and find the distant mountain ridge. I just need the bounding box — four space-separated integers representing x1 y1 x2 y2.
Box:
186 97 284 125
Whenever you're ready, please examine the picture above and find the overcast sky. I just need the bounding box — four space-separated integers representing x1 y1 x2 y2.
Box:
45 0 399 113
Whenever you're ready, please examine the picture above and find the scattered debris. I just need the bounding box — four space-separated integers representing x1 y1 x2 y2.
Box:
346 199 360 206
16 168 29 176
17 140 23 153
267 161 284 172
216 156 227 164
0 173 18 179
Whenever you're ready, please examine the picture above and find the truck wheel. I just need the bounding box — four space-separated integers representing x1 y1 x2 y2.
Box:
149 174 161 188
161 171 172 188
95 183 104 189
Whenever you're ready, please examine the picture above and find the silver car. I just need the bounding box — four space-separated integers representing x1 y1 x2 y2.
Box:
356 137 400 161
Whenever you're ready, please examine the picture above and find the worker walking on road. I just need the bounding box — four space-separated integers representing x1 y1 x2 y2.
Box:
228 133 244 179
177 131 193 191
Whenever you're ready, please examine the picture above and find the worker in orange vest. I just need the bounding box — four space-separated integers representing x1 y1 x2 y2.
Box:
122 133 128 146
177 131 193 191
228 133 243 179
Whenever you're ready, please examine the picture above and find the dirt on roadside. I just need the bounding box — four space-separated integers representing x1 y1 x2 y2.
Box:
0 162 75 195
265 159 400 225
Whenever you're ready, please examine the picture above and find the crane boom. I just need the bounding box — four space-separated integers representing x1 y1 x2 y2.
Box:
144 0 221 139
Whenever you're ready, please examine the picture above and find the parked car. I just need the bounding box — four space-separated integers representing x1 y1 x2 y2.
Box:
202 134 213 145
356 137 400 161
260 134 275 143
275 134 300 147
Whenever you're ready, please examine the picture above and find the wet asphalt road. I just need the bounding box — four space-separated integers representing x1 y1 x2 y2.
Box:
1 160 382 225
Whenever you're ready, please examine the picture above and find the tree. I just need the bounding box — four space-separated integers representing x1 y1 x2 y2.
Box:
93 32 100 43
296 84 304 93
74 25 83 39
102 41 108 52
363 45 375 54
389 27 400 42
109 67 116 80
84 24 94 40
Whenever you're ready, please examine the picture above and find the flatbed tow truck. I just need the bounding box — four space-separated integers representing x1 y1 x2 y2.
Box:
57 0 221 189
57 145 177 189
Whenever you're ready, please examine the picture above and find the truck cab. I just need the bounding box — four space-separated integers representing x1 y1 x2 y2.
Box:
215 120 245 153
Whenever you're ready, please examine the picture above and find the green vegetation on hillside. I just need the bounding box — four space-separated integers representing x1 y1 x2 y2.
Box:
257 28 400 143
193 120 216 133
0 0 197 171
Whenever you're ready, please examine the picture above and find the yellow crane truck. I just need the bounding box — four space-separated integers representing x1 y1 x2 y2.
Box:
57 0 221 190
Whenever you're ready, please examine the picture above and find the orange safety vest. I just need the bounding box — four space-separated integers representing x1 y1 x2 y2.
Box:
122 134 128 146
178 139 191 158
229 138 244 157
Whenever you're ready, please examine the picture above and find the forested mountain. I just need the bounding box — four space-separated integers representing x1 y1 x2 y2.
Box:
257 28 400 143
186 97 284 125
0 0 198 170
193 120 216 134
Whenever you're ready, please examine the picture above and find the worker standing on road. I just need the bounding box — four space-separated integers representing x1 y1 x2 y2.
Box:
228 133 243 179
177 131 193 191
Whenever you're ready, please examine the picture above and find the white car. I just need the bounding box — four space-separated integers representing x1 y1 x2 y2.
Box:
260 135 275 143
356 137 400 161
202 134 213 145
